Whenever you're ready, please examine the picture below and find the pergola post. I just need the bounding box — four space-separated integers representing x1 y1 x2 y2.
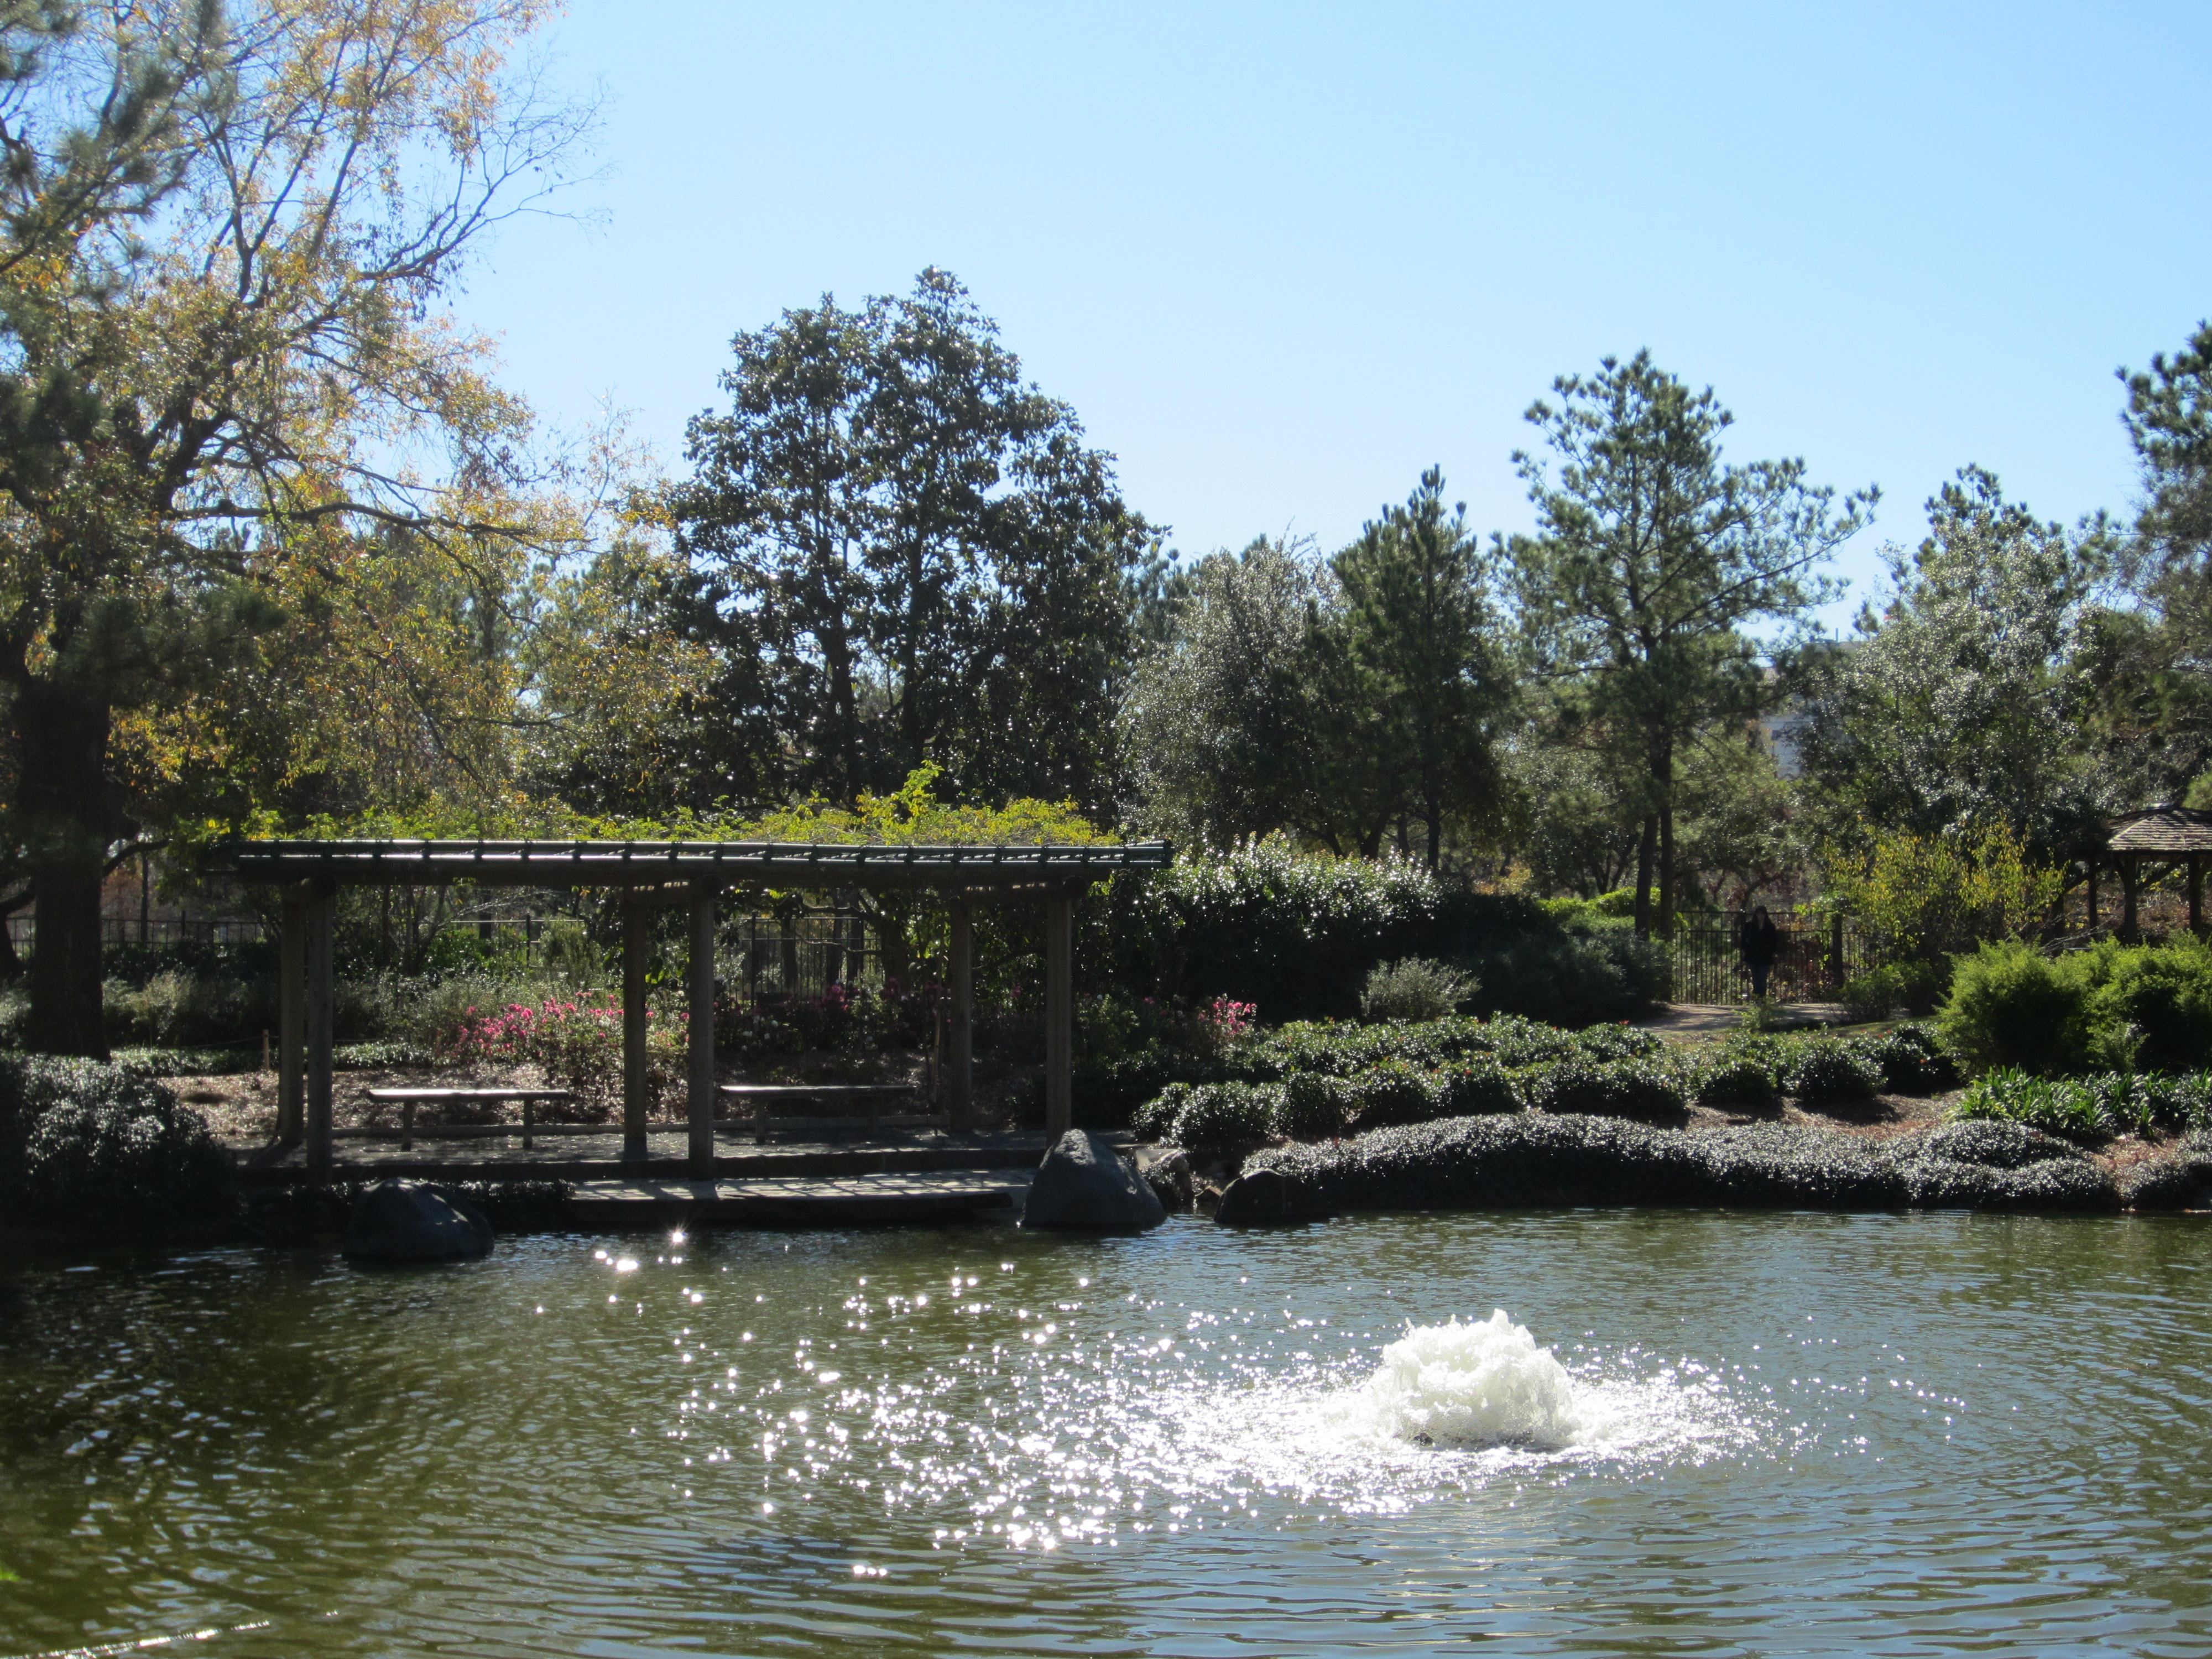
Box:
2192 855 2204 938
622 896 649 1166
688 885 718 1180
2086 858 2099 932
947 896 973 1131
305 882 335 1179
1044 888 1073 1139
2122 854 2140 943
278 885 305 1147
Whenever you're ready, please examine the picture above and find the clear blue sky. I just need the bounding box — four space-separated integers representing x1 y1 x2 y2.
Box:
459 1 2212 629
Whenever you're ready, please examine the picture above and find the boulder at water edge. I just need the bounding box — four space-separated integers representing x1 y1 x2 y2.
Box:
1134 1145 1195 1213
1023 1130 1166 1232
1214 1166 1334 1225
344 1178 495 1262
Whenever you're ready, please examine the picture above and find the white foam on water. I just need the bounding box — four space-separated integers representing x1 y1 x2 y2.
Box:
1337 1309 1583 1449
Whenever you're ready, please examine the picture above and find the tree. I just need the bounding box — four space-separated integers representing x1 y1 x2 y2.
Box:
2122 321 2212 569
0 0 590 1052
1119 535 1330 847
1795 467 2120 858
1328 468 1512 871
1509 351 1874 937
661 270 1155 818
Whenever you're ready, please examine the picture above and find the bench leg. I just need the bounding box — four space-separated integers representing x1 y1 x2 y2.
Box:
523 1095 534 1152
401 1099 414 1152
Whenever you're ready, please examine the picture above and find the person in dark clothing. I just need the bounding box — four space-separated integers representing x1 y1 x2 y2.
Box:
1739 905 1780 1000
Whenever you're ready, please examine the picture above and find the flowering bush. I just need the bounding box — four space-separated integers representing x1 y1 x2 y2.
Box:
442 995 684 1117
1196 996 1258 1053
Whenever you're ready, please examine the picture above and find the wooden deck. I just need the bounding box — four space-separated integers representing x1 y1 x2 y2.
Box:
568 1173 1026 1228
227 1126 1086 1186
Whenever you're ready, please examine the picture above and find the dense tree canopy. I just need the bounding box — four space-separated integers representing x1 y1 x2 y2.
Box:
1796 468 2120 859
657 270 1155 820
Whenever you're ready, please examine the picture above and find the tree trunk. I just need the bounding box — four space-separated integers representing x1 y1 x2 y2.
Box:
1657 804 1677 940
16 679 115 1055
1632 816 1657 940
1423 764 1442 873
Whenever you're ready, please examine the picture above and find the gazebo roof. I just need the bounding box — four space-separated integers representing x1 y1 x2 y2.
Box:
206 837 1171 890
2105 806 2212 854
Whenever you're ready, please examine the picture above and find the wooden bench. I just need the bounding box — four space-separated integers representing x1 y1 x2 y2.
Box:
364 1087 576 1151
717 1082 921 1142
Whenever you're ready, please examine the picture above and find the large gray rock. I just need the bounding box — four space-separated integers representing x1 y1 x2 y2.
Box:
2118 1143 2212 1212
1215 1166 1333 1225
1022 1131 1166 1232
344 1179 494 1262
1134 1145 1194 1213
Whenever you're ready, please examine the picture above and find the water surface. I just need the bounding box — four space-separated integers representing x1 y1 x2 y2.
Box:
2 1209 2208 1656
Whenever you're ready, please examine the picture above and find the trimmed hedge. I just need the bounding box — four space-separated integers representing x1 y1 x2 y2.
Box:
1102 839 1663 1024
1522 1057 1687 1122
0 1056 235 1234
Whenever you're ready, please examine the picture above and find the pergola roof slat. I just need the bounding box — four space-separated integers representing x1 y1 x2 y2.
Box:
206 837 1172 889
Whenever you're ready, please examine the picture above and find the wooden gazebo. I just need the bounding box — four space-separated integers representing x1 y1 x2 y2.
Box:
2088 805 2212 940
206 838 1170 1178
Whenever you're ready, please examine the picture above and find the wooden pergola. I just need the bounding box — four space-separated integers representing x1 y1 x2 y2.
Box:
2087 806 2212 940
206 838 1171 1178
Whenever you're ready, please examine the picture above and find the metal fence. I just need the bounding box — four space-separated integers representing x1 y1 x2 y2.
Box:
1668 916 1885 1004
7 915 269 950
724 914 883 1001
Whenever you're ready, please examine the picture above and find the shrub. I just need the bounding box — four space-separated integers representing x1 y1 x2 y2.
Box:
1432 1059 1521 1117
0 1056 234 1233
1695 1055 1777 1108
445 995 683 1117
1938 941 2090 1076
1782 1042 1883 1104
1360 958 1477 1023
1459 927 1668 1028
2081 941 2212 1074
1837 960 1952 1022
1570 1022 1667 1062
1348 1059 1444 1128
1526 1057 1686 1121
1170 1082 1283 1149
1952 1067 2105 1139
1277 1072 1358 1140
1854 1024 1959 1095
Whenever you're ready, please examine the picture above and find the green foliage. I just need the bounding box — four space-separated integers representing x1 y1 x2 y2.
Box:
1360 957 1477 1023
1953 1068 2108 1140
0 1056 234 1233
1454 926 1669 1028
1111 838 1506 1021
1695 1055 1777 1108
2080 940 2212 1074
1939 939 2212 1079
1347 1059 1445 1128
103 971 274 1049
1939 941 2092 1076
1781 1042 1883 1104
1837 961 1952 1022
1855 1024 1960 1095
1525 1056 1687 1121
1431 1059 1521 1117
1277 1072 1359 1140
659 269 1153 817
1796 467 2118 859
1136 1081 1284 1151
1509 349 1874 932
1821 822 2065 962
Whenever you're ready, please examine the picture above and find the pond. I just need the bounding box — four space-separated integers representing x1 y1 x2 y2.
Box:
2 1209 2208 1656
